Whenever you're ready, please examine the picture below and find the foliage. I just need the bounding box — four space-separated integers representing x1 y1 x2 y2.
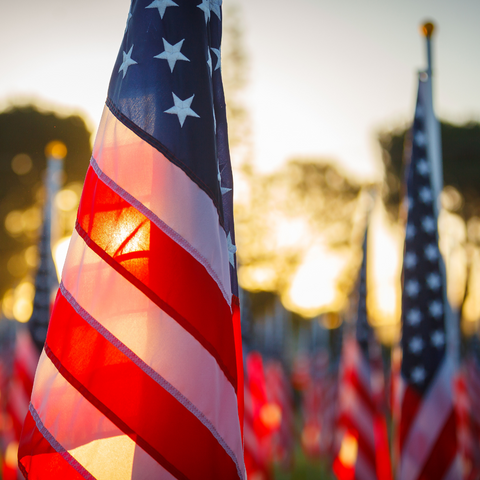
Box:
0 105 92 303
378 120 480 220
236 158 369 311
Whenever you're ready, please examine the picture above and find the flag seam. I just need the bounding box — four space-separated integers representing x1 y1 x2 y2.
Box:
59 282 244 480
89 155 231 308
28 403 96 480
105 97 224 229
43 342 190 480
74 220 237 391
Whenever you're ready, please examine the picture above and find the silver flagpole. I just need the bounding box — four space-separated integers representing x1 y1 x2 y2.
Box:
421 22 459 366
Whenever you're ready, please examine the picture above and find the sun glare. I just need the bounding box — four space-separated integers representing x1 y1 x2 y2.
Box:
283 243 348 318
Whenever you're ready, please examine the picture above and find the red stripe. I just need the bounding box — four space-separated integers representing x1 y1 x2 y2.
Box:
345 367 376 415
232 297 244 440
18 411 89 480
46 290 240 480
76 165 237 390
417 410 457 480
398 385 422 453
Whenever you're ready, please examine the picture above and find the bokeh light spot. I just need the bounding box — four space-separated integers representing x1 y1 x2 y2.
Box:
11 153 33 175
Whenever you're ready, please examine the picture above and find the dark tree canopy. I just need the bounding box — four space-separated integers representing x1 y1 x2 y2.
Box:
0 104 92 302
379 120 480 220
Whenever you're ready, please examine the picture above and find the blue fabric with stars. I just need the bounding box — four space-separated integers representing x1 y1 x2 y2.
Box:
106 0 238 297
401 74 446 395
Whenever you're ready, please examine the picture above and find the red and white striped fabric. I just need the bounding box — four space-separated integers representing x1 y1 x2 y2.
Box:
264 360 294 468
2 328 38 478
333 336 391 480
17 2 245 478
244 352 273 480
456 359 480 480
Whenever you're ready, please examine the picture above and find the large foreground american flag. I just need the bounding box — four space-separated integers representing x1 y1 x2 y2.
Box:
396 73 459 480
18 1 245 478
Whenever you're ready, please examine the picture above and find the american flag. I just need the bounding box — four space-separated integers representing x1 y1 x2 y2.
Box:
397 74 460 480
455 339 480 480
333 231 391 480
18 1 245 478
244 352 274 480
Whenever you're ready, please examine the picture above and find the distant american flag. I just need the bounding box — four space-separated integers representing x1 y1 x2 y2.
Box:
18 1 245 478
397 73 460 480
334 231 391 480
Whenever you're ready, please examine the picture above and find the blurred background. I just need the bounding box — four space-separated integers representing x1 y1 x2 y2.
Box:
1 0 480 478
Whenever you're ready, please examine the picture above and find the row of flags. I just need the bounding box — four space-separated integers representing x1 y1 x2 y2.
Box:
0 3 477 480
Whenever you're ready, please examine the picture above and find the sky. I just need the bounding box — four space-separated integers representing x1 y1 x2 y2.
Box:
1 0 480 183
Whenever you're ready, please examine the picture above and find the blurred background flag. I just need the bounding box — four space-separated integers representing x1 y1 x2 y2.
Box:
333 228 392 480
18 1 245 478
396 25 460 480
28 141 65 352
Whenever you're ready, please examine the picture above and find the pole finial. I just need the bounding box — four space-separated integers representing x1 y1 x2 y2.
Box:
421 21 435 38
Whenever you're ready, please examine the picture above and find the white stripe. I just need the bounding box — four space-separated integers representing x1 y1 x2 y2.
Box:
398 357 456 480
339 382 376 451
442 454 462 480
62 229 244 474
92 106 232 305
31 351 176 480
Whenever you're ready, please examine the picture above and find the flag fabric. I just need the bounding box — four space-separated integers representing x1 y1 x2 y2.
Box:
18 1 245 479
333 231 391 480
0 325 38 479
264 359 294 468
244 352 273 480
397 74 460 480
453 365 480 480
454 341 480 480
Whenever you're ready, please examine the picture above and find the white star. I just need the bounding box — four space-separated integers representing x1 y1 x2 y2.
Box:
425 244 439 261
207 49 212 76
146 0 178 19
426 273 441 290
197 0 210 23
419 187 433 203
209 0 222 19
119 45 138 79
404 252 417 269
429 300 443 318
226 232 236 267
165 93 200 127
422 216 436 233
406 224 416 240
409 336 424 354
211 48 221 71
431 330 445 348
411 366 426 384
405 279 420 297
415 131 427 147
406 309 422 326
154 38 190 72
218 162 232 195
417 159 429 176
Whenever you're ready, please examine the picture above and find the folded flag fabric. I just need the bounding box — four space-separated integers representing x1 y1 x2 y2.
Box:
18 1 244 478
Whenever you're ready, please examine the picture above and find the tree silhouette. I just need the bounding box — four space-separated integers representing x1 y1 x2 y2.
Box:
0 105 92 304
379 120 480 220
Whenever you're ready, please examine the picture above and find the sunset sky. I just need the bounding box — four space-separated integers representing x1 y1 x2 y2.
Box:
2 0 480 182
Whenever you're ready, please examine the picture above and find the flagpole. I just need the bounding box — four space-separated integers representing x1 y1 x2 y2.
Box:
421 22 459 366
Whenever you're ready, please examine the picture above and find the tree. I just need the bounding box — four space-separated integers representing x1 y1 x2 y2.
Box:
0 105 92 307
378 120 480 220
